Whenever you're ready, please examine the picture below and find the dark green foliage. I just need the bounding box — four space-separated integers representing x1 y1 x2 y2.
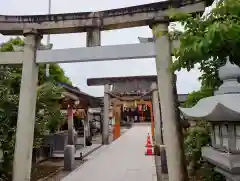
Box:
184 88 213 108
184 121 211 175
168 0 240 180
200 163 225 181
170 0 240 89
0 67 18 178
0 37 71 178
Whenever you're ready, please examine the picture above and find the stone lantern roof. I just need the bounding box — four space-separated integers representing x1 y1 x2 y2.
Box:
179 57 240 121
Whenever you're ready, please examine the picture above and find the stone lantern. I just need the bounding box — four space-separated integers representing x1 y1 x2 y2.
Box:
179 58 240 181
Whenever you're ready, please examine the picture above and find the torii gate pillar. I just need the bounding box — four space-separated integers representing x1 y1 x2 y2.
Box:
151 82 168 179
151 22 188 181
103 84 111 144
12 29 42 181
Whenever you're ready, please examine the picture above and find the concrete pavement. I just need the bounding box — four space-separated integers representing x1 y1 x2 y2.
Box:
61 123 157 181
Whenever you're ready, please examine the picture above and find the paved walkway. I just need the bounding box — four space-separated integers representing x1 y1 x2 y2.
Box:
61 123 157 181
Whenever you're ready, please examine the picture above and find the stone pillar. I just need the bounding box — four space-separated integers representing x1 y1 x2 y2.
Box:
151 22 188 181
151 82 161 149
151 82 168 179
64 101 75 171
12 29 41 181
103 84 110 145
86 28 101 47
151 82 162 179
86 28 101 142
173 74 189 178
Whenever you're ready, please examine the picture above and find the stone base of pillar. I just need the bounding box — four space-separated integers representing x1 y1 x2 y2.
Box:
102 135 110 145
64 145 75 171
154 156 161 180
154 145 160 156
161 149 168 174
161 173 169 181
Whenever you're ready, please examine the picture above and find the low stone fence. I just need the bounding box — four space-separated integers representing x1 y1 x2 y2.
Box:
32 131 77 164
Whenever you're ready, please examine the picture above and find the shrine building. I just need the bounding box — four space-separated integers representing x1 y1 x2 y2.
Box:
87 75 188 125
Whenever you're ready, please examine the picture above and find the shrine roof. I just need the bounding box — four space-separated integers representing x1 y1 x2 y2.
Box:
57 82 101 106
87 75 157 86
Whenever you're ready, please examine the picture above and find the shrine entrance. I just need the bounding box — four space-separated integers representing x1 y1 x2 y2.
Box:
87 75 156 140
121 100 152 123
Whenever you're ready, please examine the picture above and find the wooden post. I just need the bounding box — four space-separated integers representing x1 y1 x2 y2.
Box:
113 106 121 140
67 102 74 145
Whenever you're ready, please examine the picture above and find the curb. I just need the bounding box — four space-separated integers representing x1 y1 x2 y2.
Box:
75 144 102 160
38 168 62 181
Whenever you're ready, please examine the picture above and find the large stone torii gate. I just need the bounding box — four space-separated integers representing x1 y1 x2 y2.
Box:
0 1 212 181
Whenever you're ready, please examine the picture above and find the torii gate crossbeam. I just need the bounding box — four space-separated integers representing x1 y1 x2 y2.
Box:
0 41 179 65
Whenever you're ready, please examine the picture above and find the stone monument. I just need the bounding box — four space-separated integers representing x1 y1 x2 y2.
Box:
179 57 240 181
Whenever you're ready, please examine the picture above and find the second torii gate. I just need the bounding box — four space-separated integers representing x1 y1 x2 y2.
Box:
87 75 157 141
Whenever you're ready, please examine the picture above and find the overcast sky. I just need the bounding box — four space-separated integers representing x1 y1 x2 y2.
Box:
0 0 202 97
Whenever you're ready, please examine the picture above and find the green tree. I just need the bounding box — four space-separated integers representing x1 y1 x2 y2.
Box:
0 37 72 86
0 67 19 179
171 0 240 89
0 37 71 178
184 88 213 108
184 121 210 174
168 0 240 180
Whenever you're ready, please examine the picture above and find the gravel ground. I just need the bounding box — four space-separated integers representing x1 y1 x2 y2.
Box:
37 159 87 181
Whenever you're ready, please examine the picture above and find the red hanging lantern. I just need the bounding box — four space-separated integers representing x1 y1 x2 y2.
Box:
138 105 142 111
